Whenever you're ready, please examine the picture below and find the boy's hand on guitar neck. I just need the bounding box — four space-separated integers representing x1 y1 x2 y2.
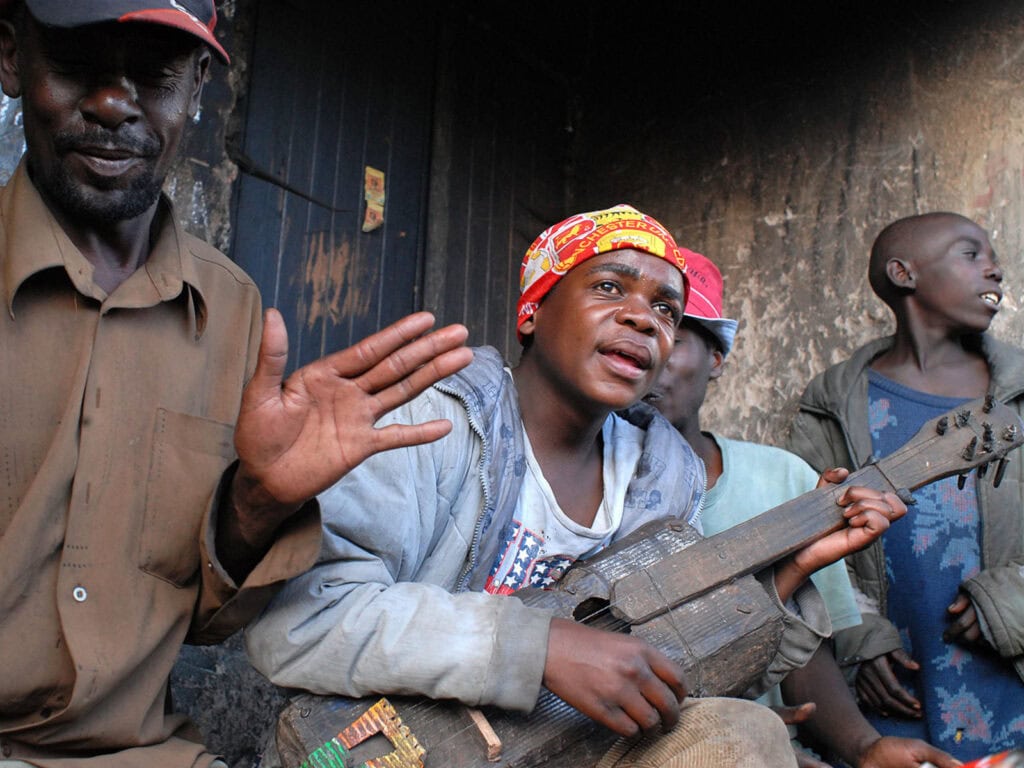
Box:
542 618 688 738
773 468 907 602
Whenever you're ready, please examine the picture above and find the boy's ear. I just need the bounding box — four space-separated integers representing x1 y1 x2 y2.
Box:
0 20 22 99
519 314 536 339
709 349 726 381
885 258 915 290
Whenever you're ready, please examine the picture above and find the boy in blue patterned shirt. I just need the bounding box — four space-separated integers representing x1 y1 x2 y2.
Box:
788 212 1024 759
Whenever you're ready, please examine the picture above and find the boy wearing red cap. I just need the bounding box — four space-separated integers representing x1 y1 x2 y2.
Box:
646 251 957 768
247 205 906 768
0 2 469 766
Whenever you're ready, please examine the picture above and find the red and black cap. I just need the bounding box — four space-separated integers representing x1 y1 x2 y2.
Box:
11 0 229 63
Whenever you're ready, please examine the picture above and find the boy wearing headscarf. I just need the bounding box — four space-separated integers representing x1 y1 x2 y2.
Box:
246 206 905 767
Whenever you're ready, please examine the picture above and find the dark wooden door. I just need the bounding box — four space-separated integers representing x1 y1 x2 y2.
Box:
231 0 437 371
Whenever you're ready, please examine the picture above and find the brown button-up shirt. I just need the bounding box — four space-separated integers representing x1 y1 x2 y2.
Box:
0 161 321 767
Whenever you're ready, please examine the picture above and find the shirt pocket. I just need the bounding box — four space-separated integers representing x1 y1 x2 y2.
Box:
139 408 236 587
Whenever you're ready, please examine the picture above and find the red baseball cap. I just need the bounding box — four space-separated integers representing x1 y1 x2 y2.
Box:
9 0 229 63
682 250 738 357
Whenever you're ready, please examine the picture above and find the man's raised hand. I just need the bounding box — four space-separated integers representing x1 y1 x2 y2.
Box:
231 309 472 532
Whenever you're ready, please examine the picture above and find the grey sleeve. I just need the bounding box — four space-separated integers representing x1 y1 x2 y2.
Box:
244 394 553 712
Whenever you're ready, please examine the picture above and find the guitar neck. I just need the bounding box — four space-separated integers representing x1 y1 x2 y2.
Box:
611 463 889 623
613 397 1023 625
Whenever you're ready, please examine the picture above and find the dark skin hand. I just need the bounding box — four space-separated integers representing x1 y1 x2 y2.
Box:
857 594 988 719
774 468 907 602
217 309 473 582
543 618 688 738
782 645 959 768
944 593 986 647
856 650 923 718
541 468 905 741
773 703 830 768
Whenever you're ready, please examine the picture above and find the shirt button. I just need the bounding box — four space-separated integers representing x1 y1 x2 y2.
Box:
72 586 88 602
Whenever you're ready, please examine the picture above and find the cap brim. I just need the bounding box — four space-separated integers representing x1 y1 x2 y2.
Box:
23 1 229 63
686 315 738 357
121 9 229 63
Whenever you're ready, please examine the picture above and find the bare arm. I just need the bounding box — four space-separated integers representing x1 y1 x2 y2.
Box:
782 645 959 768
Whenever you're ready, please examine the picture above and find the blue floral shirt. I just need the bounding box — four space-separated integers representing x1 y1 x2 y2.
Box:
867 371 1024 756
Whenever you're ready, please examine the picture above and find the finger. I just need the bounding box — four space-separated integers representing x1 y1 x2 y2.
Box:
326 313 463 382
943 606 980 644
772 702 816 725
358 323 471 396
878 673 922 716
947 593 970 615
369 419 455 453
857 664 888 709
370 345 475 415
593 702 645 739
816 467 849 488
857 678 885 713
891 648 921 671
835 510 892 552
794 747 831 768
244 308 289 407
913 743 963 768
837 489 907 520
625 680 680 734
959 623 982 644
646 651 689 703
865 657 921 715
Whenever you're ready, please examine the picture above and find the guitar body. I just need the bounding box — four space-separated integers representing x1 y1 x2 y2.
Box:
276 519 784 768
272 397 1024 768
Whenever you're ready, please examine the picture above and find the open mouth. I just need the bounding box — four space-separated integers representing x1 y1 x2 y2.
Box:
601 343 652 370
981 291 1002 308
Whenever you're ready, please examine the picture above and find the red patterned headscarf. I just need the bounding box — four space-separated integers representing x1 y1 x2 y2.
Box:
516 205 690 340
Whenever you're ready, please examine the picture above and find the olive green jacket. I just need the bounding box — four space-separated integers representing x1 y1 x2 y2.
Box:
786 334 1024 684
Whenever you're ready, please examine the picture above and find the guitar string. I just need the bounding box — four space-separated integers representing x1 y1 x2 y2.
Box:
323 498 907 754
319 550 803 761
320 420 1003 758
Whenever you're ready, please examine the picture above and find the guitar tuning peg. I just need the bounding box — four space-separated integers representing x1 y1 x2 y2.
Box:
936 416 949 435
896 488 916 505
1004 424 1019 443
962 436 978 461
994 457 1009 488
983 394 995 413
977 461 989 480
957 473 969 490
956 409 972 427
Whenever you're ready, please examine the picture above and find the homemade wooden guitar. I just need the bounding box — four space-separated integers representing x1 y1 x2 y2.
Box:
272 396 1023 768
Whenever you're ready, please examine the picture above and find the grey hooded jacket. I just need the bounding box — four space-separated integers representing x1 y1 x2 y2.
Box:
787 334 1024 683
246 347 831 712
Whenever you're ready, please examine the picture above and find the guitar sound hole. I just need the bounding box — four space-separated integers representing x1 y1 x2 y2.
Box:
573 597 630 633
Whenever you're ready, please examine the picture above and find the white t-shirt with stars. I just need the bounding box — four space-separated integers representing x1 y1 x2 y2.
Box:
483 412 644 595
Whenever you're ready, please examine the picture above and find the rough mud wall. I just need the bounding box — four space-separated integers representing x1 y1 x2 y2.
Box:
574 0 1024 447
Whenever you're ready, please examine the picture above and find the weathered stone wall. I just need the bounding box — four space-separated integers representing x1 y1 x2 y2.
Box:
573 0 1024 447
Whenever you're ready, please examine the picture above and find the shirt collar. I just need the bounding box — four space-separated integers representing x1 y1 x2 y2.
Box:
1 159 209 337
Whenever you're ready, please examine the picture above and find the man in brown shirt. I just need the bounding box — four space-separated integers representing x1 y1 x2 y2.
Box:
0 2 471 766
